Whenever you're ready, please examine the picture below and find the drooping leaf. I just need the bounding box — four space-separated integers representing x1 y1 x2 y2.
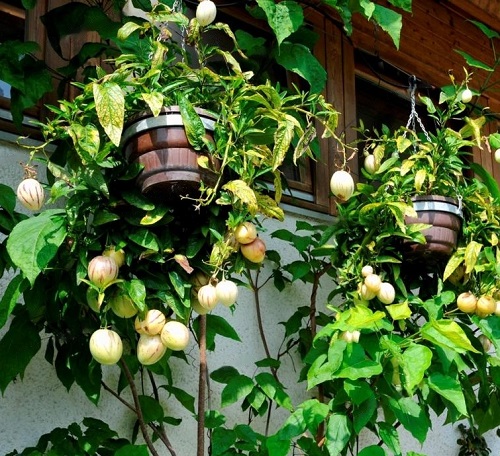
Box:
0 310 41 394
372 4 403 49
275 42 326 93
7 209 67 286
0 275 28 329
455 50 494 71
222 180 258 214
68 123 101 162
401 343 432 394
387 396 430 443
221 374 254 408
428 372 468 417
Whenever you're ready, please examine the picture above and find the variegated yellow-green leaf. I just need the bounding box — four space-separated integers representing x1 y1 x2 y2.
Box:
460 116 486 146
140 205 170 225
223 180 258 214
197 155 210 170
273 171 283 203
117 21 142 41
490 231 498 247
414 169 426 192
142 92 164 117
443 251 464 282
209 239 234 268
215 48 242 74
464 240 482 274
396 136 413 153
400 159 412 176
93 82 124 147
386 302 412 320
178 95 205 150
67 123 100 162
256 193 284 221
421 319 479 354
373 145 385 162
345 305 386 329
294 123 316 164
272 115 297 171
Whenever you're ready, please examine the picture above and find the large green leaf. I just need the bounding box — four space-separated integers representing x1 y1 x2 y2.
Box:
115 445 149 456
0 310 41 394
256 0 304 46
138 395 164 423
402 343 432 394
93 81 125 147
358 446 386 456
6 209 67 286
387 396 430 443
427 372 468 417
275 42 326 93
372 4 403 49
455 50 494 71
325 413 351 455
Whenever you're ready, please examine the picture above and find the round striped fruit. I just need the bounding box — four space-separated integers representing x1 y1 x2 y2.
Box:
88 255 119 289
17 178 45 211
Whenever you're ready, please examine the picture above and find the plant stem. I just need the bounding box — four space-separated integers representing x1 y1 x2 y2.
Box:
197 314 207 456
147 370 178 456
120 359 160 456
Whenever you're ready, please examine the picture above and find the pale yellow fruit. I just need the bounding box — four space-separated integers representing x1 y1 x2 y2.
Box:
364 273 382 293
137 334 167 365
137 309 166 335
359 283 376 301
234 222 257 245
364 154 379 174
88 255 119 289
215 279 238 307
161 320 190 351
456 292 477 314
240 237 266 263
196 0 217 26
478 334 492 352
198 284 218 310
361 265 374 278
461 88 473 103
330 170 355 201
89 329 123 365
495 148 500 164
109 290 137 318
102 246 125 268
17 178 45 211
377 282 395 305
476 295 496 317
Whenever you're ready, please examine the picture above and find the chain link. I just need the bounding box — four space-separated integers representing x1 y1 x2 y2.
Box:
405 75 431 145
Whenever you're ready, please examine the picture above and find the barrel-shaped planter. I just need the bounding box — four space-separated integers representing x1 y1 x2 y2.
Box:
122 106 218 200
404 195 463 259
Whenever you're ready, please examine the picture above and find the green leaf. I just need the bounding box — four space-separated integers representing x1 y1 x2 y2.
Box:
93 81 125 146
299 399 329 434
470 20 500 39
222 180 258 214
211 365 240 384
0 183 16 217
202 314 241 351
255 372 293 410
358 446 386 456
256 0 304 46
128 228 160 251
138 395 164 423
162 385 196 413
211 427 237 456
372 4 403 49
275 42 326 93
0 275 28 329
115 445 149 456
122 279 147 312
455 50 494 71
428 372 468 416
421 319 480 354
378 421 402 456
221 374 254 407
325 413 351 455
385 302 412 320
0 310 41 394
336 343 383 380
178 95 205 150
402 344 432 394
388 396 430 443
7 210 67 286
284 260 311 281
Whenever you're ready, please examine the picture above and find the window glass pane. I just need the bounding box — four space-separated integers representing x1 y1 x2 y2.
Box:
0 1 26 100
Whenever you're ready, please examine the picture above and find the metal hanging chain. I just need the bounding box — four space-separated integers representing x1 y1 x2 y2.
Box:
173 0 187 53
405 75 432 143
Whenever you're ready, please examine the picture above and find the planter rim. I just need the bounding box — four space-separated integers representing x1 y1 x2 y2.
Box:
121 106 217 145
411 197 463 219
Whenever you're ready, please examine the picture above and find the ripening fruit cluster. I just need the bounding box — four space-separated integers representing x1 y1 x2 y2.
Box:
193 275 239 314
89 309 191 366
456 292 500 318
358 265 396 305
235 222 267 264
17 177 45 211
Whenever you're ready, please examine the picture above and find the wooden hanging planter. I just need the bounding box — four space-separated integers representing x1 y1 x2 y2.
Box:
122 106 218 200
404 195 463 259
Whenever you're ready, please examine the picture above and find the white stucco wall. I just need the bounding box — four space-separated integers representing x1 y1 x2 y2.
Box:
1 136 499 455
